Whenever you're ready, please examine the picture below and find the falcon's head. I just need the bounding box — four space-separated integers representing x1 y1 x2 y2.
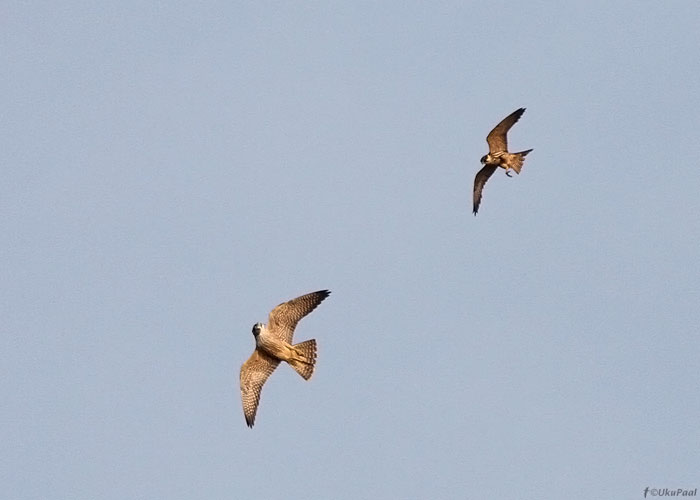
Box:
252 323 263 337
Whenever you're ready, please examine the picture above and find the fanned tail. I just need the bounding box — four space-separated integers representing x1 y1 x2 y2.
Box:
289 339 317 380
508 149 533 174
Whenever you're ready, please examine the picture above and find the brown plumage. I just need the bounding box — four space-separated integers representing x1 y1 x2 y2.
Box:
239 350 280 428
486 107 525 153
268 291 330 344
240 290 330 428
473 108 533 215
473 164 498 215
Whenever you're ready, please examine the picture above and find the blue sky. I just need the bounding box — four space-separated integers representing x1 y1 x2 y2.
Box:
2 1 699 499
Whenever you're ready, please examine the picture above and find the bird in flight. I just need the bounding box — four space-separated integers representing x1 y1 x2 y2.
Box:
473 108 533 215
239 289 330 428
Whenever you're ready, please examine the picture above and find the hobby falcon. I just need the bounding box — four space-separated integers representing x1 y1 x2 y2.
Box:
239 289 330 428
473 107 533 215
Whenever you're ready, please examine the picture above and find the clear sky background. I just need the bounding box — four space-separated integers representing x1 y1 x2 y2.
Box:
3 2 699 499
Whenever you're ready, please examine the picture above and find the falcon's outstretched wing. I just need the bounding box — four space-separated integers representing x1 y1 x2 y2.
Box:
486 108 526 153
473 164 497 215
267 290 330 343
240 349 280 428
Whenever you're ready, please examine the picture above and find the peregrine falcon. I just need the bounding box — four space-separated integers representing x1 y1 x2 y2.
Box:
473 107 533 215
239 290 330 428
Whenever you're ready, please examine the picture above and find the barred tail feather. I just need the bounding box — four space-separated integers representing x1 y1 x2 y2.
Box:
289 339 317 380
509 149 533 174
